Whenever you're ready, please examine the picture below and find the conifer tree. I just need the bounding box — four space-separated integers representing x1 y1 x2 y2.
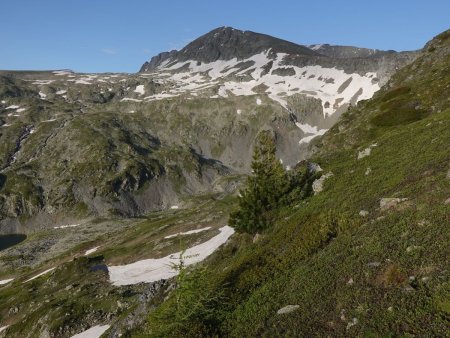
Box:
230 131 289 233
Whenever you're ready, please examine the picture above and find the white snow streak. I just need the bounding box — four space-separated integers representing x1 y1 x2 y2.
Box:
165 226 211 239
23 267 55 283
120 98 143 102
0 278 14 285
108 225 234 286
84 247 100 256
296 122 328 144
54 224 81 229
70 325 110 338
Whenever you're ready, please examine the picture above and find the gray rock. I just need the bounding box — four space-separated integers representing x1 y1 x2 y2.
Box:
359 210 369 217
346 317 358 330
358 143 378 160
252 233 262 243
271 67 296 76
358 147 371 159
307 162 323 174
312 172 333 194
406 245 421 253
277 304 300 314
380 197 408 210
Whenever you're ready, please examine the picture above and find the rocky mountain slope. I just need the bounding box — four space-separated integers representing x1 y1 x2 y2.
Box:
0 27 417 233
0 26 447 338
141 28 450 337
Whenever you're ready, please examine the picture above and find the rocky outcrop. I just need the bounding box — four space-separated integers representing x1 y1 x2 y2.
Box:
140 26 320 72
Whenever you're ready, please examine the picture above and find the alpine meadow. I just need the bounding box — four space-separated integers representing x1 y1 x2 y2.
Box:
0 3 449 337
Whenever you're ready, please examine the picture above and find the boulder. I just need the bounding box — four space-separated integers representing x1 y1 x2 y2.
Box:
359 210 369 217
312 172 333 194
277 304 300 315
380 197 408 210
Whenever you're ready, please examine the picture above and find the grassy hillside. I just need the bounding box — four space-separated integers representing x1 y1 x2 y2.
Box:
141 30 450 337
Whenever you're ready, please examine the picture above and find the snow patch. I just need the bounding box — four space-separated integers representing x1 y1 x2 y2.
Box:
53 70 73 76
256 98 262 105
165 226 211 239
32 80 54 85
16 108 26 113
24 267 55 283
120 98 143 102
84 247 100 256
39 92 47 99
218 86 228 97
108 225 234 286
54 223 81 229
309 44 323 51
0 278 14 285
6 105 20 110
155 51 380 115
236 109 242 115
73 79 92 85
134 85 145 95
70 325 110 338
56 90 67 95
296 122 328 144
0 326 8 333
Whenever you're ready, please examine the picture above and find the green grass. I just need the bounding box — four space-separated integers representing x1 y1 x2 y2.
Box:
141 107 450 337
139 33 450 335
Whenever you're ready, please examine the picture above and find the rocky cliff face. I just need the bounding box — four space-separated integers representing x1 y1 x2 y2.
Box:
0 27 419 232
140 26 320 71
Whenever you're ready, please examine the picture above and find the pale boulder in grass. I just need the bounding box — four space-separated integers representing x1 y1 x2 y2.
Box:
359 210 369 217
277 305 300 314
358 143 378 160
358 147 371 159
312 172 333 194
380 197 408 210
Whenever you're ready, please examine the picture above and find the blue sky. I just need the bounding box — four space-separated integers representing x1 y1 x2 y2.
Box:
1 0 448 73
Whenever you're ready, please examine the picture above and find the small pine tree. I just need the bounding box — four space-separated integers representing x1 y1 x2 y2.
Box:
230 131 290 233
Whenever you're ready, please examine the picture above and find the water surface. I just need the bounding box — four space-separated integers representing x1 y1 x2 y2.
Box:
0 234 26 251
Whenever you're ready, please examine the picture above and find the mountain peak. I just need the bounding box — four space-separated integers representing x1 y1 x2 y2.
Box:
140 27 320 72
